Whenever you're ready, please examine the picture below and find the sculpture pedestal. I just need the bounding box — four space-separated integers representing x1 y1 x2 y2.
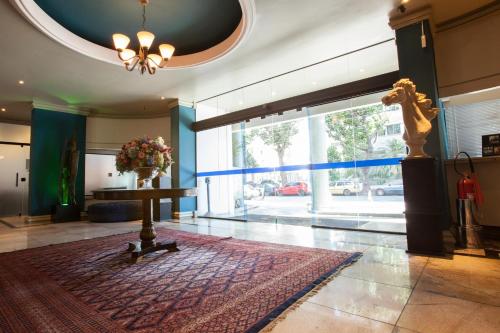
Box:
53 204 81 223
402 158 444 255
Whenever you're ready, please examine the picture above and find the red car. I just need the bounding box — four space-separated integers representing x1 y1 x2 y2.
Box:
277 182 309 196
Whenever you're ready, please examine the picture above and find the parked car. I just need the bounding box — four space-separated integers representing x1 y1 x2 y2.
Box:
277 182 309 196
260 180 279 196
244 183 262 199
329 180 363 196
372 182 404 196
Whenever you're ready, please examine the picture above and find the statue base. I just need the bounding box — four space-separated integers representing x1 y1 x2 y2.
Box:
401 157 444 255
53 204 81 223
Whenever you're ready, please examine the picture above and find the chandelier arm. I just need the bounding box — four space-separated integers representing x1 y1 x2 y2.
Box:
146 61 156 75
159 59 168 68
127 57 140 72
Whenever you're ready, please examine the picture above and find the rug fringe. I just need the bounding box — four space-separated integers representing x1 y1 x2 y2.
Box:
259 253 362 333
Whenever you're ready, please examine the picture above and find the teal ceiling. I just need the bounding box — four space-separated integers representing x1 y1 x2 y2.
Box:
34 0 242 56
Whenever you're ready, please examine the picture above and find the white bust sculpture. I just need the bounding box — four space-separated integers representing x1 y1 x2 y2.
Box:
382 79 439 158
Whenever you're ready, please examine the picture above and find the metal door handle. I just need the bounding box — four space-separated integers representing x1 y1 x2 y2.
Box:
16 172 19 187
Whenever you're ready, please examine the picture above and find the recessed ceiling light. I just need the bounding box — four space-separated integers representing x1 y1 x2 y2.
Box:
160 96 165 100
0 156 4 160
18 80 25 85
359 68 365 73
311 81 317 86
0 108 5 112
238 100 244 105
271 91 277 96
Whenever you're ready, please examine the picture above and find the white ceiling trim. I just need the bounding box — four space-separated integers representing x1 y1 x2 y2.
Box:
168 99 195 110
32 101 91 116
10 0 256 69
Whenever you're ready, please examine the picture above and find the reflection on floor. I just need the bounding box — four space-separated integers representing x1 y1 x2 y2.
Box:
216 214 406 234
0 218 498 332
0 215 52 228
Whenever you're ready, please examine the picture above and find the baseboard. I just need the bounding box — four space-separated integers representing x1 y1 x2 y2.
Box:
481 225 500 241
25 215 52 223
172 211 195 219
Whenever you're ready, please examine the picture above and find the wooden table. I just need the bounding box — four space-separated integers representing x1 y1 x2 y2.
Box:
93 188 197 263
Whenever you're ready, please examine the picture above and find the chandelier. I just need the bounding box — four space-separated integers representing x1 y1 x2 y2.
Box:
112 0 175 75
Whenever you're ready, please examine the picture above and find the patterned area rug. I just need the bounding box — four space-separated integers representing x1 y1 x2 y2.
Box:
0 229 360 333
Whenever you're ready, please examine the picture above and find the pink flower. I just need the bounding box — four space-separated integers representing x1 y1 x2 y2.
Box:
141 143 148 149
138 152 145 159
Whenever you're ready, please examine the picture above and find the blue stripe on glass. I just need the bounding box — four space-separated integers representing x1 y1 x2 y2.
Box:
196 157 402 177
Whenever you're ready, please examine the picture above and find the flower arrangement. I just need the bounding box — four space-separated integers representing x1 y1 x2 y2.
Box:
116 136 173 175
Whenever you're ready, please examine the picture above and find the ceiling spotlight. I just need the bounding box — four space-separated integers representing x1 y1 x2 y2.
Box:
238 100 244 105
359 68 365 73
1 108 6 112
18 80 25 85
311 81 317 86
271 91 277 96
160 96 166 100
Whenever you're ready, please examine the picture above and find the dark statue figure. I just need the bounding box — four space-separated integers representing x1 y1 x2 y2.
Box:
59 135 80 205
54 134 80 222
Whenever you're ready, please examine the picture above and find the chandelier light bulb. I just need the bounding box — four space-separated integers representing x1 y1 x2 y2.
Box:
159 44 175 60
120 49 137 64
112 33 130 51
137 31 155 49
147 54 163 68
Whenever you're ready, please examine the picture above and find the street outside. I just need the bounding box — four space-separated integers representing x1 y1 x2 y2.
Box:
240 194 404 217
223 194 407 233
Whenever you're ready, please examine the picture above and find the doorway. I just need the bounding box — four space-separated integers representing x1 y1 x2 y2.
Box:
0 144 30 217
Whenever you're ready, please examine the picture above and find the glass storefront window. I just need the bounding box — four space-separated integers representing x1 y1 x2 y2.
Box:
196 91 406 233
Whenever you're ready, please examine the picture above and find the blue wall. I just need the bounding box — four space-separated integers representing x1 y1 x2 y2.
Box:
29 109 86 216
170 104 197 213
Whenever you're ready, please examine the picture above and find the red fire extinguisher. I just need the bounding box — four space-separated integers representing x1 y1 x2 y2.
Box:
454 152 484 206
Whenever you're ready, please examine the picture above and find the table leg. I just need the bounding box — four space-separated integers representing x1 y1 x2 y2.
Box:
127 198 179 263
140 198 156 248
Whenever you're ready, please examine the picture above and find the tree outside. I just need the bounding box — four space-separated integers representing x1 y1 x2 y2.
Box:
325 104 388 191
232 130 258 169
252 122 298 185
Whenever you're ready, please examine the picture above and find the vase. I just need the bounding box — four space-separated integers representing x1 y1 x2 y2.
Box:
135 167 159 189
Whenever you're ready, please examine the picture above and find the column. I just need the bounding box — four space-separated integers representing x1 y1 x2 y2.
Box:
29 104 87 219
170 100 197 218
307 111 331 213
392 15 450 229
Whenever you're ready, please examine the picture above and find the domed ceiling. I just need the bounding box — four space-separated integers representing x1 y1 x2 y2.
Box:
33 0 242 56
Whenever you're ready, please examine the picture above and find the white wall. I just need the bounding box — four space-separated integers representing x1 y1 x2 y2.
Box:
85 154 136 195
86 116 171 150
0 123 30 143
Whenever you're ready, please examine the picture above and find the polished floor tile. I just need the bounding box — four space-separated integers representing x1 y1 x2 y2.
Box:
397 290 500 333
360 246 428 266
340 260 425 288
308 276 411 324
268 302 394 333
416 256 500 306
0 217 499 333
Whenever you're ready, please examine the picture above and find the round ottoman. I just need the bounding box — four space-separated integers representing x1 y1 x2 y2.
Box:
88 201 142 222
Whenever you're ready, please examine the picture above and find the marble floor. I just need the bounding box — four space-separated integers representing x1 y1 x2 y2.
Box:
0 218 499 333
